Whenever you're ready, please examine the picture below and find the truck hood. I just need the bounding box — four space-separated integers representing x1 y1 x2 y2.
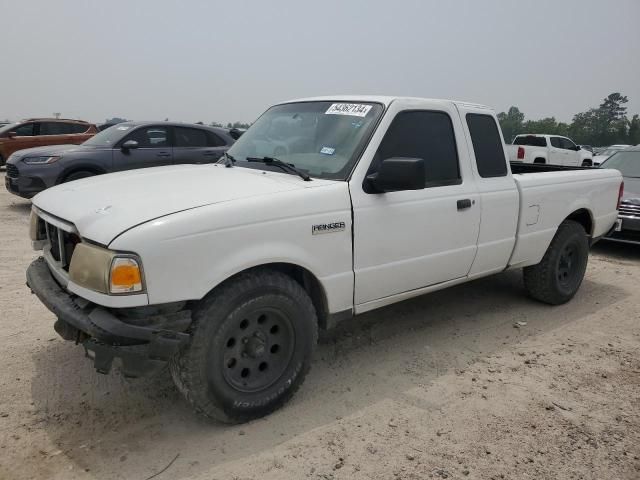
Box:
32 164 327 245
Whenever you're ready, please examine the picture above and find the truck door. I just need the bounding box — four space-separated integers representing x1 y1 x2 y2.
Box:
349 100 480 308
457 105 519 276
549 136 569 165
560 137 581 166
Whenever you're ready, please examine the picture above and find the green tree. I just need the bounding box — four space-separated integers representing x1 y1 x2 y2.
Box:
628 114 640 145
497 106 524 143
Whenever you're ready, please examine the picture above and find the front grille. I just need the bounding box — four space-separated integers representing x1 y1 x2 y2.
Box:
6 164 19 178
619 201 640 218
43 221 80 270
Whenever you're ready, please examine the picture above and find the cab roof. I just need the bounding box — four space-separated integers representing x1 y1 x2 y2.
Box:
280 95 493 111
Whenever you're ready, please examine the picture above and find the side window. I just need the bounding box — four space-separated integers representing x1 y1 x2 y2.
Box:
13 123 35 136
174 127 208 147
206 131 227 147
466 114 508 178
550 137 562 148
125 126 169 148
40 122 69 135
372 110 460 187
561 138 576 150
67 123 89 134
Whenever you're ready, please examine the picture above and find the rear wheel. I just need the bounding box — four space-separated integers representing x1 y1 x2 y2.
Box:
170 269 318 423
523 220 589 305
0 154 5 167
64 170 95 182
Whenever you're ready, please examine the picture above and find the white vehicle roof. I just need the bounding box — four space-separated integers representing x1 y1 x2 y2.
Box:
279 95 493 111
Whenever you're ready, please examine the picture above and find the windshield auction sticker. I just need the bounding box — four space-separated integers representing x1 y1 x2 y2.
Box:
325 103 372 117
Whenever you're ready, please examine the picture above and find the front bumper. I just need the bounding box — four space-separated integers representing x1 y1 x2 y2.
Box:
26 257 191 377
5 173 47 198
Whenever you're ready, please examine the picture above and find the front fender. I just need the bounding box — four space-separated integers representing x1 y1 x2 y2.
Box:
108 183 355 313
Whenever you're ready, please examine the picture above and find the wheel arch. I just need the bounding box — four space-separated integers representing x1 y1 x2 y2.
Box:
56 163 107 184
564 208 594 237
202 262 332 330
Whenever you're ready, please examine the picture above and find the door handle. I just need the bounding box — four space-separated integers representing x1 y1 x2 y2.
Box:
457 199 472 210
157 152 171 158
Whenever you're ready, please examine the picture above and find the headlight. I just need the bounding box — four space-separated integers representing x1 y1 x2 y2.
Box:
69 243 145 295
23 156 61 165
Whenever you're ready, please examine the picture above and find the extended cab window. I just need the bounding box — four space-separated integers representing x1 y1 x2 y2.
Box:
175 127 207 147
125 127 169 148
466 113 507 178
371 110 460 187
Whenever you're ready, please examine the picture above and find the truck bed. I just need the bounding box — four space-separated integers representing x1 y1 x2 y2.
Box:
510 161 593 174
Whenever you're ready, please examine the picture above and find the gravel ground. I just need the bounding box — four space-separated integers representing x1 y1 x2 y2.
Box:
0 174 638 480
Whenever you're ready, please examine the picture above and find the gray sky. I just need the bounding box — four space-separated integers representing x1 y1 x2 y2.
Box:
2 0 639 125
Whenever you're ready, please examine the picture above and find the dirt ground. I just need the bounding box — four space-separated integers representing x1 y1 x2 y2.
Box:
0 174 638 480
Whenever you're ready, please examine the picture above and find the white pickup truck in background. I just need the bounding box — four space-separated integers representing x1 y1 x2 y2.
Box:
26 96 623 423
507 134 594 166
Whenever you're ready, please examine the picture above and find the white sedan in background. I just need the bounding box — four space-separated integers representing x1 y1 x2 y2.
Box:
593 144 632 166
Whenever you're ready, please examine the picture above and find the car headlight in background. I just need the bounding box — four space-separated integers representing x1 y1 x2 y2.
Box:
23 156 61 165
69 243 145 295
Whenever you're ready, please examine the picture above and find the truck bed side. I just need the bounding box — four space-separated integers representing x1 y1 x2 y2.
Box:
508 169 621 268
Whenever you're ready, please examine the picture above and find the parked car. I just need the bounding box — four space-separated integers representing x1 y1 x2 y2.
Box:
600 147 640 244
507 134 593 166
0 118 97 166
593 144 632 166
5 121 235 198
26 96 621 423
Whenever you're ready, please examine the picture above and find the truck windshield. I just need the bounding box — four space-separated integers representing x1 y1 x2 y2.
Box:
601 151 640 178
226 101 384 180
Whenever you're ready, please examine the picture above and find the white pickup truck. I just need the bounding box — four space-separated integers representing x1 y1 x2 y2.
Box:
507 134 594 166
26 96 623 423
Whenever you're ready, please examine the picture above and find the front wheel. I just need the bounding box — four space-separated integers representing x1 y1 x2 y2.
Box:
523 220 589 305
170 269 318 423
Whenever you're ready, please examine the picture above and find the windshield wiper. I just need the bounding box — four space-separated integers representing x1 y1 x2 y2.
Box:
219 152 236 168
246 156 311 181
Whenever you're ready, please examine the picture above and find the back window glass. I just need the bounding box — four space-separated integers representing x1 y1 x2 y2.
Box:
513 136 547 147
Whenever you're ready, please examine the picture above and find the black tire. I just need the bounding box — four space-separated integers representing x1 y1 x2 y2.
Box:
523 220 589 305
170 269 318 423
64 170 95 182
534 158 546 164
0 154 5 167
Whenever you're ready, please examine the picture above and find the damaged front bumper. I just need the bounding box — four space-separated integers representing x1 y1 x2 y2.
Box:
26 257 191 377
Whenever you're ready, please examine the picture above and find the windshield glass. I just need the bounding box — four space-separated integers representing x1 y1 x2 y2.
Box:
600 147 627 157
0 122 20 135
227 101 384 180
601 151 640 178
82 123 134 147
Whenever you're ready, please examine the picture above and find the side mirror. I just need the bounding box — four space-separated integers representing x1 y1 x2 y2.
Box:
365 157 425 193
7 131 17 138
575 145 582 151
121 140 139 151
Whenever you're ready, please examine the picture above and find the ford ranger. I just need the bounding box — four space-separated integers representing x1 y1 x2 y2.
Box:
26 96 623 423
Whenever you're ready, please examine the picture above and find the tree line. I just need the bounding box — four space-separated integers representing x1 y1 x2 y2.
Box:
498 93 640 147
